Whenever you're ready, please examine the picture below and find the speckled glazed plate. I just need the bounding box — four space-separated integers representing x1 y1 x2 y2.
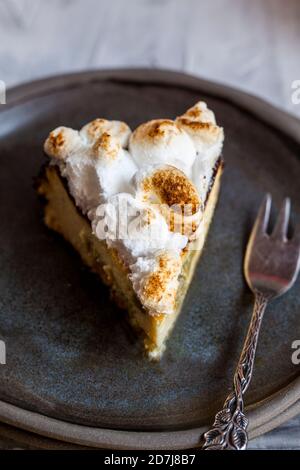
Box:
0 69 299 450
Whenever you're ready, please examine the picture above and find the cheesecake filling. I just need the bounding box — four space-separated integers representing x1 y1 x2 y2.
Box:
43 102 224 315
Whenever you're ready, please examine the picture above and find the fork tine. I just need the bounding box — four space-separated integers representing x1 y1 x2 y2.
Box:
251 193 272 238
272 198 291 240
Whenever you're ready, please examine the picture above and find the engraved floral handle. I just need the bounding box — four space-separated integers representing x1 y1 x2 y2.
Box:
202 293 268 450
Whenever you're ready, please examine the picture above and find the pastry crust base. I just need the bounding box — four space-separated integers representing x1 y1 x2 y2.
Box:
37 163 223 359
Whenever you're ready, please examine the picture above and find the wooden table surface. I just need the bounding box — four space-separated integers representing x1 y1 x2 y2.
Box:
0 0 299 450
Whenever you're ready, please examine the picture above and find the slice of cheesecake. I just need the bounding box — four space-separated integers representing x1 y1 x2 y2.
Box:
37 102 224 359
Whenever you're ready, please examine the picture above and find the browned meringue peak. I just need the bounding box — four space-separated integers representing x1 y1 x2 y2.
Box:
133 164 202 238
134 119 180 139
44 126 83 160
176 101 224 149
180 101 217 124
130 250 182 315
80 118 131 148
129 119 196 175
135 164 201 213
91 132 122 160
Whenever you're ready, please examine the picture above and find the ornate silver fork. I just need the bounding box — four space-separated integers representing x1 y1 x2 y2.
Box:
202 194 300 450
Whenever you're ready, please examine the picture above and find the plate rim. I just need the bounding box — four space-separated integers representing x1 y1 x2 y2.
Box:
1 68 300 449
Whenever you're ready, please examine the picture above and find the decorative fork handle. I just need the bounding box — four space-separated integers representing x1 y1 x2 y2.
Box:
202 292 268 450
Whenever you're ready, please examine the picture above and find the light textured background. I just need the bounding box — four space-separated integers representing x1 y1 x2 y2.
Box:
0 0 299 450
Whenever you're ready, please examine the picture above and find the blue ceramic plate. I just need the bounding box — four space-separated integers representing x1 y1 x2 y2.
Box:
0 69 299 449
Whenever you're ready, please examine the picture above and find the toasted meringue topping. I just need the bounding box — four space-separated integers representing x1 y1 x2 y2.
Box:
176 118 223 148
176 101 224 153
181 101 216 124
130 251 182 315
80 119 131 147
92 132 121 159
175 101 224 203
94 149 138 202
44 123 137 213
129 119 196 175
137 165 200 211
43 102 224 315
133 165 202 238
44 127 83 160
